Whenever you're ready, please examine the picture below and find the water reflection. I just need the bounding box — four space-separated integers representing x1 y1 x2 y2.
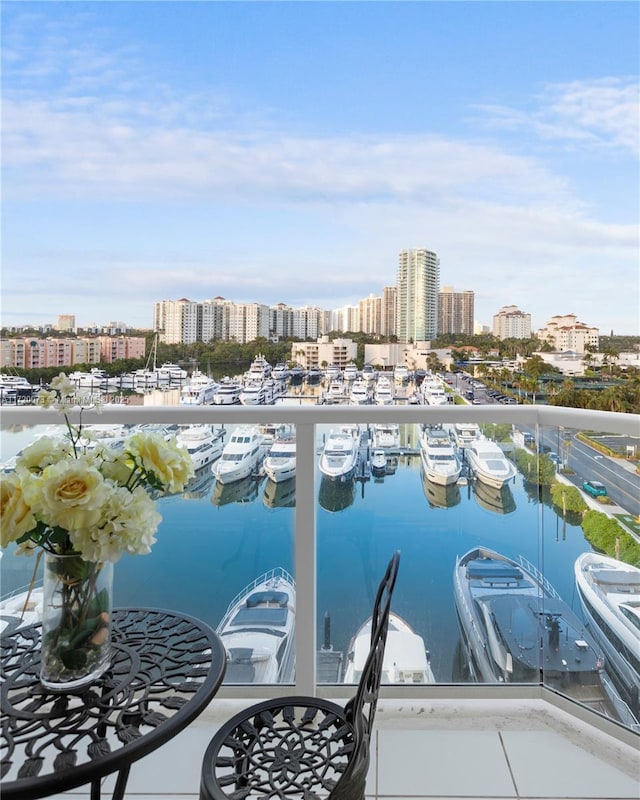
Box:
263 477 296 508
182 466 216 500
421 469 461 509
471 480 516 515
211 476 260 507
319 477 355 513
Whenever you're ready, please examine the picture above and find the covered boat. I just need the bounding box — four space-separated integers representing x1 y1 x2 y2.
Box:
216 568 296 683
453 546 620 719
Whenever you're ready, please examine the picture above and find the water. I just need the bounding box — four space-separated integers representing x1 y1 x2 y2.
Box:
0 421 592 684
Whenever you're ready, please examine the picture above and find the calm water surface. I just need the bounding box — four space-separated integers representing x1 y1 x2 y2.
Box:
1 421 592 683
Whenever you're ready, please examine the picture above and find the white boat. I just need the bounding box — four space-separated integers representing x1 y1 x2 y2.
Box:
451 422 481 449
466 438 516 489
393 364 409 384
272 362 290 381
68 368 110 391
326 379 347 404
318 430 359 482
240 379 283 406
349 379 371 405
245 353 273 382
325 364 341 380
419 425 462 486
263 432 296 483
361 364 377 382
343 362 358 381
212 425 266 484
344 612 435 685
213 377 241 405
453 546 618 719
421 378 447 405
374 376 394 405
179 371 220 405
372 422 401 450
575 553 640 723
176 424 226 470
216 567 296 683
371 448 387 475
157 362 188 382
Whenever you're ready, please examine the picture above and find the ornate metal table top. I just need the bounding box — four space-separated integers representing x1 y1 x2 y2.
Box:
1 607 227 800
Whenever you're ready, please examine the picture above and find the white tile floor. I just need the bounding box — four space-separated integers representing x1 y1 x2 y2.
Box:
53 698 639 799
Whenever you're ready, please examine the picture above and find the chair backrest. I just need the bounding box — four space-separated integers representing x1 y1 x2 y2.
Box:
343 551 400 749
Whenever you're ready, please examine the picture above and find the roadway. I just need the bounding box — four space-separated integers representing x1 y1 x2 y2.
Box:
443 371 640 518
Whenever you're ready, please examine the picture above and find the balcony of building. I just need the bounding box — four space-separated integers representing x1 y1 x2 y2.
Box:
1 402 638 798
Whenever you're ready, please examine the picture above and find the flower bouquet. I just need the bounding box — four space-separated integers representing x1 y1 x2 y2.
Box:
0 374 194 690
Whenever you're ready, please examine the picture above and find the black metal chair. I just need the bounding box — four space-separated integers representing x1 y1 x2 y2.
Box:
199 551 400 800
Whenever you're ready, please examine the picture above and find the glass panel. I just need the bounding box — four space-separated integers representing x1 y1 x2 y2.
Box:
316 412 640 734
0 419 297 687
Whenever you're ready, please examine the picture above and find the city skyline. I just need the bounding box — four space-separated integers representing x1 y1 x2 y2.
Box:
2 2 638 334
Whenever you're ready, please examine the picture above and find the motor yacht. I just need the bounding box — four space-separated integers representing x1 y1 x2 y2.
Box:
374 376 394 405
575 552 640 724
421 378 447 405
372 423 401 450
465 438 516 488
216 567 296 683
343 362 358 381
271 362 290 381
179 371 220 405
343 612 435 685
370 448 387 475
453 546 620 720
393 364 410 384
451 422 481 449
318 430 359 482
245 353 273 382
361 364 377 382
418 425 462 486
211 425 265 484
263 432 296 483
212 377 241 405
176 424 226 470
349 379 371 405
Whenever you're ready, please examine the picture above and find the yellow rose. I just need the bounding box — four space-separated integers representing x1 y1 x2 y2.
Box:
23 457 111 531
127 433 194 493
0 473 36 546
16 436 73 473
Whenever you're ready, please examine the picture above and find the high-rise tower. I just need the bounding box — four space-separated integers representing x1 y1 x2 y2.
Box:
396 248 439 342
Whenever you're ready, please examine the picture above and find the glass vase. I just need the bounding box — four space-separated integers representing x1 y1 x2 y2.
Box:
40 551 113 692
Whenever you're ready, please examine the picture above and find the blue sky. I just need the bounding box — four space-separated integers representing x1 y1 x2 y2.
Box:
2 1 638 334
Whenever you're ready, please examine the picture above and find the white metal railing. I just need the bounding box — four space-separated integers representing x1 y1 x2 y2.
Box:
2 403 639 741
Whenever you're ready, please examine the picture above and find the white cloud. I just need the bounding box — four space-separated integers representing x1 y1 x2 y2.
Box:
475 77 639 156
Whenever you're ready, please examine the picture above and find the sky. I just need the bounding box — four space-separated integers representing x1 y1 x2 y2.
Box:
2 0 639 335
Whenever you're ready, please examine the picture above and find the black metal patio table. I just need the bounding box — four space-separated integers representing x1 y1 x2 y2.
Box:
1 607 227 800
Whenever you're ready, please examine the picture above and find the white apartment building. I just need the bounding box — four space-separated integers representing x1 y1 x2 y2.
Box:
492 305 532 340
396 248 439 343
358 294 382 335
291 336 357 370
332 305 360 333
538 313 599 353
292 306 323 340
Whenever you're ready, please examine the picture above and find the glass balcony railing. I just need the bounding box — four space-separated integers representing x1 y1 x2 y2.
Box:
1 403 638 736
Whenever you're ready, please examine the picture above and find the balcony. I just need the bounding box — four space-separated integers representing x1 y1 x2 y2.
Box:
1 403 638 797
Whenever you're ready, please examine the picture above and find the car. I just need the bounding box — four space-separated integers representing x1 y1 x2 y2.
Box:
582 480 607 498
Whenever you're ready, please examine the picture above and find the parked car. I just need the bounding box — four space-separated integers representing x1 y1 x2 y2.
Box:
582 480 607 498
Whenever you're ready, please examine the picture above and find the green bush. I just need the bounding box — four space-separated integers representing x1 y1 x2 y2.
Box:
513 448 557 487
581 511 640 567
550 483 587 514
